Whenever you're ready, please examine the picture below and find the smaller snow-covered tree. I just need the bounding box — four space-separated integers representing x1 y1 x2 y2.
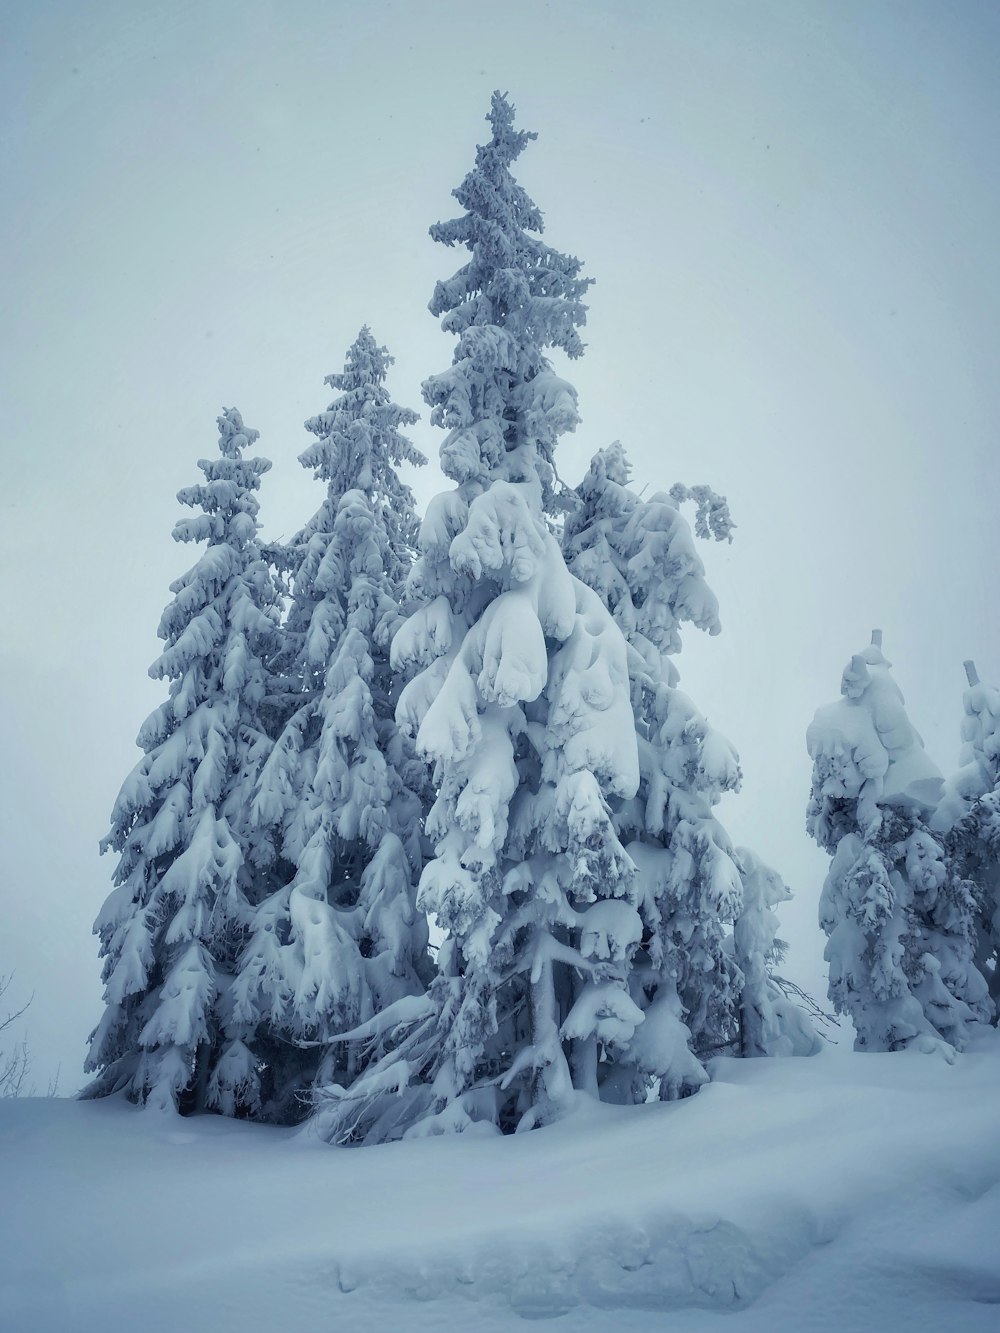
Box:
85 409 281 1113
233 329 430 1122
807 633 990 1053
563 443 732 687
564 444 748 1098
933 661 1000 1020
733 849 822 1057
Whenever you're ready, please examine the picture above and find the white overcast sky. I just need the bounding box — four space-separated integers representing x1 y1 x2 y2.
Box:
2 0 999 1090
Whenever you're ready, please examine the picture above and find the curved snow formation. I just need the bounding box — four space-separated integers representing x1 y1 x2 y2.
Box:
3 1038 1000 1332
807 640 943 831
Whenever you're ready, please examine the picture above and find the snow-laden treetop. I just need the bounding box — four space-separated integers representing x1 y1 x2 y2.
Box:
933 659 1000 832
301 326 425 584
424 91 591 503
564 442 733 686
954 660 1000 786
807 632 943 836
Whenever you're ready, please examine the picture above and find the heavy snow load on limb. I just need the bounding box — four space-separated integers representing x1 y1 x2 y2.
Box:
85 409 282 1115
933 662 1000 1022
315 94 649 1144
234 330 431 1123
807 635 990 1054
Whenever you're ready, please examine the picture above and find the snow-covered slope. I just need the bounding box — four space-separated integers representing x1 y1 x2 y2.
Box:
2 1039 999 1332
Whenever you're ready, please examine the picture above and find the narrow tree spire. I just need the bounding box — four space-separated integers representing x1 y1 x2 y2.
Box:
234 331 429 1122
423 90 591 509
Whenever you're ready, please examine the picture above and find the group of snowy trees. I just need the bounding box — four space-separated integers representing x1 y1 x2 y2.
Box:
86 345 434 1123
85 91 994 1141
807 634 999 1054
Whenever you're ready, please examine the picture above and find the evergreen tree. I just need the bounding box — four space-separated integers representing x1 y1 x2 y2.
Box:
564 443 744 1097
233 328 430 1122
562 444 732 684
733 848 822 1058
933 661 1000 1020
316 93 645 1141
807 633 990 1052
84 409 281 1113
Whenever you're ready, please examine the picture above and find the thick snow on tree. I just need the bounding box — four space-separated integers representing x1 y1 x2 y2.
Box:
277 327 426 694
733 849 822 1058
420 93 590 513
85 409 282 1113
807 633 990 1053
933 661 1000 1019
315 93 650 1142
233 329 430 1122
564 443 750 1097
562 443 732 686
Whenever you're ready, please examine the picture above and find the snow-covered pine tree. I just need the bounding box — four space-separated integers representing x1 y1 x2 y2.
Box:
807 632 990 1053
933 660 1000 1020
84 409 282 1113
564 443 740 1097
562 444 733 683
315 92 647 1142
563 445 816 1076
232 328 431 1123
733 848 823 1057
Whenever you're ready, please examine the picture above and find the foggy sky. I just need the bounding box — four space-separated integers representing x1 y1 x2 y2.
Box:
3 0 999 1090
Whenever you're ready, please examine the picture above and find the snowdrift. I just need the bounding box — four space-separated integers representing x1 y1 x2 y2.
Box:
2 1038 999 1332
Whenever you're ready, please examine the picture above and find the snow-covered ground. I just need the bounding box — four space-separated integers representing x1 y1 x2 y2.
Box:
3 1038 999 1333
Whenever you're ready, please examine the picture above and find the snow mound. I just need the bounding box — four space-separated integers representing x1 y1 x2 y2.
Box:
2 1037 1000 1331
315 1209 793 1318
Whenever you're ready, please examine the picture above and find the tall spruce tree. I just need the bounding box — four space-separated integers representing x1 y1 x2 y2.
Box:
807 633 990 1052
232 328 430 1122
84 409 282 1113
316 92 648 1142
933 661 1000 1020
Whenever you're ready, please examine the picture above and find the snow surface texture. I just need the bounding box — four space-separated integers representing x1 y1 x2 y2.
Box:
3 1039 999 1332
